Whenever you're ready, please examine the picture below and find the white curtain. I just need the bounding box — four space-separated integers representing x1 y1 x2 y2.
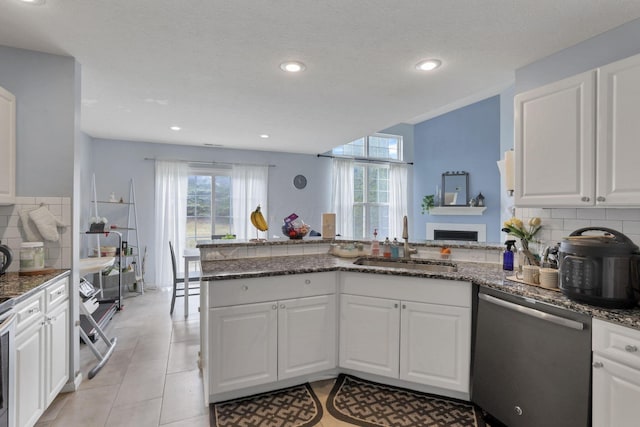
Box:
389 163 408 239
331 158 354 238
154 160 188 288
231 165 269 240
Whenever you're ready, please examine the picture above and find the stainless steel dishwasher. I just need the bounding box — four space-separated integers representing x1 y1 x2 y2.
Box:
472 287 591 427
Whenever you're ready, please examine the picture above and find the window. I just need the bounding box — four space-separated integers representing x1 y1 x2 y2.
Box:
353 163 390 239
186 168 232 247
332 133 401 161
331 133 405 240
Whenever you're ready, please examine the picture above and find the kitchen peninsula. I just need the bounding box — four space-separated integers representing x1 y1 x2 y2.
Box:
197 239 640 408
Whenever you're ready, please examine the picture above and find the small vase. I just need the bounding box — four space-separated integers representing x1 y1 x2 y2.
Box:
520 239 539 266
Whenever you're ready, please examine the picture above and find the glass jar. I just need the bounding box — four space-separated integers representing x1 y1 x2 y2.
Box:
20 242 45 271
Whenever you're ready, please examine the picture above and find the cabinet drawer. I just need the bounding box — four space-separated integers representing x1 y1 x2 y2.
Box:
593 318 640 369
15 291 44 333
208 272 336 307
45 277 69 311
340 272 471 307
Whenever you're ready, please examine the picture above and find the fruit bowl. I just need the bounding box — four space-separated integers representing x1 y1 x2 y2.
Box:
282 223 310 240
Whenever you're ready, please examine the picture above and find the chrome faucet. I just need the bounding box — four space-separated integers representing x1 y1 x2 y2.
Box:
402 215 417 259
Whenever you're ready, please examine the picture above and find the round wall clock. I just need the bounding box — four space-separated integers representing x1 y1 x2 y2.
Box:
293 174 307 189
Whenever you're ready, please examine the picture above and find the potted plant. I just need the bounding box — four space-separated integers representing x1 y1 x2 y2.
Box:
421 195 434 214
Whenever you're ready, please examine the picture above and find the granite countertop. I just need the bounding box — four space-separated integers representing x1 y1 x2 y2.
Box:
197 238 503 250
0 270 71 306
200 254 640 331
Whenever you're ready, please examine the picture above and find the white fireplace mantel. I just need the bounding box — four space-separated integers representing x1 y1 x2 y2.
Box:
429 207 487 216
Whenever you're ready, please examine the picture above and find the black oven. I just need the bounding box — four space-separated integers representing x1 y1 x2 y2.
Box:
0 303 16 427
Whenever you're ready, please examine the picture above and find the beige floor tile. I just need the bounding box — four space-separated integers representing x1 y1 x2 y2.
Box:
159 369 207 425
167 339 200 374
158 414 209 427
38 392 71 423
50 384 120 427
171 319 200 343
105 397 163 427
130 334 172 362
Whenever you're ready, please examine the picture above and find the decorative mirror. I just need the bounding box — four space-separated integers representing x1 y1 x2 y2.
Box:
441 171 469 206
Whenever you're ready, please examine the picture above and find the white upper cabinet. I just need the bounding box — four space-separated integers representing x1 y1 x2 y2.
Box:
597 55 640 206
515 53 640 207
514 70 596 207
0 86 16 205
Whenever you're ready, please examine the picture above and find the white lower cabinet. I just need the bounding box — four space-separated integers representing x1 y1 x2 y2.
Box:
339 273 472 394
592 318 640 427
206 273 337 398
15 276 70 427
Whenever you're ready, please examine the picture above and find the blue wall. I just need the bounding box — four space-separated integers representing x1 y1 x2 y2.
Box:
413 96 501 242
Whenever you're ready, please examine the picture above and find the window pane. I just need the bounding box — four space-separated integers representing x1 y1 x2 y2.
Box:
354 165 364 203
213 175 232 235
368 135 401 160
332 138 365 157
367 166 388 204
353 205 365 239
368 205 390 239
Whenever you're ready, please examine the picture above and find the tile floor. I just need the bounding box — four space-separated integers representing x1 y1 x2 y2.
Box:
33 288 354 427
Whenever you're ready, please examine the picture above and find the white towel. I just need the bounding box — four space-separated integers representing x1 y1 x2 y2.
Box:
28 206 67 242
19 207 44 242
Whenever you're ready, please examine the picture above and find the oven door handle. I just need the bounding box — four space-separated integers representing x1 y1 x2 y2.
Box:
0 313 16 334
479 293 585 330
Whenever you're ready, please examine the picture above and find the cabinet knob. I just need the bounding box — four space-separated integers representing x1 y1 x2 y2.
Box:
242 285 248 291
593 361 604 368
597 196 606 202
272 305 277 310
394 303 398 308
514 406 523 416
279 304 285 309
581 196 590 202
305 279 311 285
625 345 638 353
402 304 406 309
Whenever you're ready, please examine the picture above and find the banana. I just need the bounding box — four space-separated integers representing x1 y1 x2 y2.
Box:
250 205 268 232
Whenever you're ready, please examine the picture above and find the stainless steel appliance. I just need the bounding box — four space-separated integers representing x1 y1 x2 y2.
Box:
0 243 11 275
0 300 16 427
472 287 591 427
559 227 640 308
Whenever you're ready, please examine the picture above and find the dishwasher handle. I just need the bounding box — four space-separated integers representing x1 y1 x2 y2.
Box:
479 293 585 330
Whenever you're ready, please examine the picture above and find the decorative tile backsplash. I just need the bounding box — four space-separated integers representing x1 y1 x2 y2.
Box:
515 207 640 247
0 197 71 272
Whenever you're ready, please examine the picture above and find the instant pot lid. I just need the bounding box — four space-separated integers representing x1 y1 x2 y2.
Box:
560 227 639 256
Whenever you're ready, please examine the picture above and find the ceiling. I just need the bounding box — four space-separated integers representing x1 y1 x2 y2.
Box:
2 1 640 155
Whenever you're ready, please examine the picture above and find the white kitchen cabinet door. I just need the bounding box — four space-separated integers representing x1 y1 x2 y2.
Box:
597 54 640 206
45 301 69 405
400 301 471 393
514 70 596 207
0 86 16 205
339 294 400 378
16 321 46 427
592 354 640 427
278 295 336 380
209 302 277 393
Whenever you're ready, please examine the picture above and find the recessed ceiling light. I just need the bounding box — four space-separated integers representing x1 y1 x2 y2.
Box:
259 134 270 139
280 61 306 73
19 0 46 5
169 126 181 131
415 59 442 71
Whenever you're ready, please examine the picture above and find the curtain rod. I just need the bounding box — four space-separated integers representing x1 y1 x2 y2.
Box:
144 157 276 167
316 153 413 165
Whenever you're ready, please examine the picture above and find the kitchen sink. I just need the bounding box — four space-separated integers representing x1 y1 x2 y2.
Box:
353 257 458 273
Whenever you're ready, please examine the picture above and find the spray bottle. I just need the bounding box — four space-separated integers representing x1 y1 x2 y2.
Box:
503 240 516 271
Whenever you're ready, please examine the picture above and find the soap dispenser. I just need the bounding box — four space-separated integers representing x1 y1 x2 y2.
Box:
383 237 391 258
391 238 400 258
503 240 516 271
371 229 380 256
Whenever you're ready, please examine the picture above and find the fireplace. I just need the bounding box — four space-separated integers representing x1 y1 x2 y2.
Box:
426 223 486 242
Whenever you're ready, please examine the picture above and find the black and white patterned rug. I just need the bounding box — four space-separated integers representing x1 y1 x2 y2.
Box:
327 374 486 427
209 383 323 427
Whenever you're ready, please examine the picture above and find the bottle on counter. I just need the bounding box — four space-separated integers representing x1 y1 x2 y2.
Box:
503 240 516 271
371 229 380 256
383 237 391 258
391 238 400 258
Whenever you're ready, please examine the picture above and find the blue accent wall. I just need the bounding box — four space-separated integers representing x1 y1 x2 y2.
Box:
413 96 501 242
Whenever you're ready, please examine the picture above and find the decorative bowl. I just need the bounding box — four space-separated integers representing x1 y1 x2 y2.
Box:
282 223 310 240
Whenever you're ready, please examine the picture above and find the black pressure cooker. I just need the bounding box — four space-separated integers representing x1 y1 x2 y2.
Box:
559 227 640 308
0 241 12 275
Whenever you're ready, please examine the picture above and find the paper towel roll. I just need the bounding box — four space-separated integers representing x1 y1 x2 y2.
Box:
322 213 336 239
504 150 515 192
